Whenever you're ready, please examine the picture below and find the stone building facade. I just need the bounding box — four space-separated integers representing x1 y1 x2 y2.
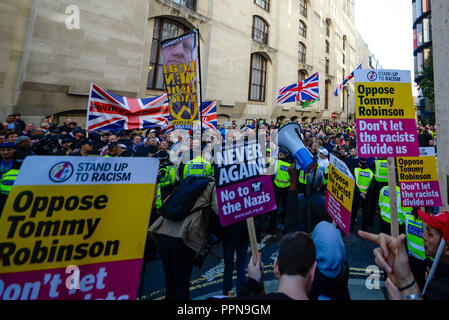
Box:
0 0 379 127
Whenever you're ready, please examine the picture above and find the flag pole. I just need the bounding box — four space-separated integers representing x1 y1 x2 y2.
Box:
196 28 203 148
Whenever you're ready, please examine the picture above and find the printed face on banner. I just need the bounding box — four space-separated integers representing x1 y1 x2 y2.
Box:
355 69 419 158
214 141 277 227
161 31 199 130
0 156 158 300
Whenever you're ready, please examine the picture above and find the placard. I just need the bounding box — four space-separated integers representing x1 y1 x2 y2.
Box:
355 69 419 157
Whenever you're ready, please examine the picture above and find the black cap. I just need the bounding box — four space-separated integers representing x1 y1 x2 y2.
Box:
157 151 170 161
81 139 95 146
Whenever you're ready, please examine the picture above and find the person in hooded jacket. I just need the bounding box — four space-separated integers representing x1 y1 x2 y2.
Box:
308 221 351 300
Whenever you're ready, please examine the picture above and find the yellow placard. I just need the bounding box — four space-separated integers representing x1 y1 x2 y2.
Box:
396 156 439 182
326 163 355 212
355 82 415 119
0 184 155 274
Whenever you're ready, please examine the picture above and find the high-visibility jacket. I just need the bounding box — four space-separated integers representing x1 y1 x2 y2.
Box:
378 186 412 224
323 166 329 185
274 160 291 188
158 165 176 188
0 169 19 195
183 156 212 179
405 214 426 261
104 154 111 158
299 169 308 185
354 168 374 193
155 184 162 209
374 159 388 183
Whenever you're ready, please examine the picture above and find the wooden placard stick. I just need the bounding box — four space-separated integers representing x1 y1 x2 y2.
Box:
387 157 399 238
246 217 265 293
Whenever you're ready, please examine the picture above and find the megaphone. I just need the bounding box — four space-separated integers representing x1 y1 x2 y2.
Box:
278 122 317 173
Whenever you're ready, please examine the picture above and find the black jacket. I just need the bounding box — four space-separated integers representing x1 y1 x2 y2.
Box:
423 261 449 300
237 278 294 300
308 259 351 300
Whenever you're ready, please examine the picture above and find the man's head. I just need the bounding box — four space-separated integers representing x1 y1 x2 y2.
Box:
159 140 169 151
429 139 434 146
0 132 5 145
319 148 329 159
107 143 122 157
61 138 72 149
73 128 84 140
0 143 16 160
6 132 18 143
349 147 357 157
81 139 94 153
15 136 31 149
418 210 449 260
358 157 367 169
6 115 15 123
162 35 194 66
24 123 34 132
274 232 316 292
14 113 21 120
132 135 142 146
108 135 118 144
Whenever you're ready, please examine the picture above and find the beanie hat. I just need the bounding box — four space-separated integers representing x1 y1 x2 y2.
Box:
312 221 345 279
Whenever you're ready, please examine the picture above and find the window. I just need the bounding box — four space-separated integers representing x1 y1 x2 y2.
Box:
298 70 307 82
415 0 422 18
325 80 330 110
343 53 345 64
253 16 269 44
148 18 189 90
343 35 347 51
299 20 307 38
326 19 331 37
325 58 329 74
254 0 270 11
170 0 196 10
325 40 330 53
298 42 306 63
299 0 307 17
342 68 345 82
417 22 423 46
249 53 267 102
342 87 347 111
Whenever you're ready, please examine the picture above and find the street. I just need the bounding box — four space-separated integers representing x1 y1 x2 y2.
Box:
140 211 387 300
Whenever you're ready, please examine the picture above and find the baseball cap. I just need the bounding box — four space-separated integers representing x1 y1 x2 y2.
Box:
319 148 329 156
418 210 449 243
0 142 16 149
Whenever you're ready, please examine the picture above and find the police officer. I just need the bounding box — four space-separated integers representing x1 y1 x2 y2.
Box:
369 157 389 225
0 158 21 214
268 146 292 234
157 151 177 201
351 158 374 232
182 140 212 179
404 208 428 290
378 185 411 235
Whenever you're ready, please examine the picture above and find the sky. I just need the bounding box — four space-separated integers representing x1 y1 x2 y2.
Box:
354 0 418 96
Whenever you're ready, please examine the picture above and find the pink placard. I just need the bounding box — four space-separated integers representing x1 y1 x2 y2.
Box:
400 181 443 207
325 189 351 235
0 259 142 300
356 119 419 158
217 175 277 227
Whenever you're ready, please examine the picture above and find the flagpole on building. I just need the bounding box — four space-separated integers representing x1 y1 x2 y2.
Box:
196 28 203 148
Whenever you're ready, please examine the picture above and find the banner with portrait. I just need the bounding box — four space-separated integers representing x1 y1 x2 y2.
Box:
161 30 200 131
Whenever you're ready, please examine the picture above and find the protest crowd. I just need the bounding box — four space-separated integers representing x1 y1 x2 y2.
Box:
0 112 447 301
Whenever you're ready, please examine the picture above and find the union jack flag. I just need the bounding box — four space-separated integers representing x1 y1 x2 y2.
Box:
202 100 217 130
277 72 319 105
334 64 362 96
87 83 169 131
